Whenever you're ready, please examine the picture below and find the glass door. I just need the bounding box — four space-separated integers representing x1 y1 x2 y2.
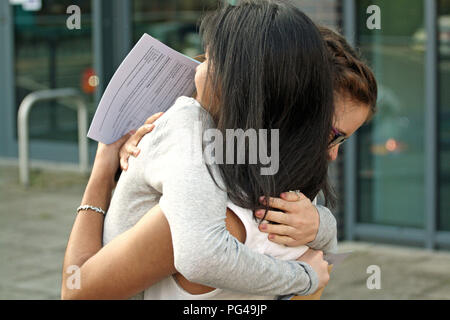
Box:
356 0 426 228
13 0 94 145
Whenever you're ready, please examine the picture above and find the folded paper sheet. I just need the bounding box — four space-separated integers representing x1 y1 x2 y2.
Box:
88 33 200 144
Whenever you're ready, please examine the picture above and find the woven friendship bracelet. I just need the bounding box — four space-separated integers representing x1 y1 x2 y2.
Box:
77 205 106 216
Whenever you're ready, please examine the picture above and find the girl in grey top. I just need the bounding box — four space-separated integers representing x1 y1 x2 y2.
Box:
62 0 339 299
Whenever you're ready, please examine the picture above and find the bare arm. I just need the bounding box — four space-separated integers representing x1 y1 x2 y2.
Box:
62 159 243 299
62 202 175 299
62 114 174 300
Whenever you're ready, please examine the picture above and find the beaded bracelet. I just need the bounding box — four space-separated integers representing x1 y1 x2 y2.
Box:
77 205 106 216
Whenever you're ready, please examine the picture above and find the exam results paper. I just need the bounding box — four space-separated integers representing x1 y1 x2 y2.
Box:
88 33 201 144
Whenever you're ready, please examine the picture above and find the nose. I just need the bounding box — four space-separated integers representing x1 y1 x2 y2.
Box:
329 145 340 162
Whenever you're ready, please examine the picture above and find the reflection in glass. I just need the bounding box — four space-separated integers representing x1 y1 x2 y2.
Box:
132 0 219 58
13 0 94 143
356 0 425 228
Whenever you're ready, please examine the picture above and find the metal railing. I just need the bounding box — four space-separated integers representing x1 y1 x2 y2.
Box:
17 88 89 186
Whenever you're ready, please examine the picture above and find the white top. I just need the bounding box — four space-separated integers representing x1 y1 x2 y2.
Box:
143 201 309 300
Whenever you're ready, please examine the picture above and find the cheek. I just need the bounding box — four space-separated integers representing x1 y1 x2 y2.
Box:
195 64 207 89
194 69 200 89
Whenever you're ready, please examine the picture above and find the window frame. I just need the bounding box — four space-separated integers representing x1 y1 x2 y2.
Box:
343 0 450 250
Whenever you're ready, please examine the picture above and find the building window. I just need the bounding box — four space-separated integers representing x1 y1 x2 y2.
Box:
13 0 94 143
356 0 425 228
132 0 219 58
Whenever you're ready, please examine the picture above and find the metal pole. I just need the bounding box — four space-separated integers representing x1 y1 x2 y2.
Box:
76 97 89 174
424 0 438 250
17 88 89 187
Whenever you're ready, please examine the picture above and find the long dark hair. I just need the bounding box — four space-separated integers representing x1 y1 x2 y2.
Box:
199 0 335 210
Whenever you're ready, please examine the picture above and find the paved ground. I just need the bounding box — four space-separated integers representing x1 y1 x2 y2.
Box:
1 163 449 300
322 242 450 299
0 164 88 299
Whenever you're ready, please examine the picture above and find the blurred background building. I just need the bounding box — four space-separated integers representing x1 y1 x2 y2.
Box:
0 0 449 250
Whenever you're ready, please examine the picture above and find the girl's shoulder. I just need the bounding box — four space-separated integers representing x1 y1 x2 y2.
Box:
153 96 215 140
163 96 207 120
172 96 202 108
137 96 214 163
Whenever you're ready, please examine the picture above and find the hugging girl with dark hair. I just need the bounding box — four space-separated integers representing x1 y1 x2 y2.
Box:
62 0 376 300
199 0 335 212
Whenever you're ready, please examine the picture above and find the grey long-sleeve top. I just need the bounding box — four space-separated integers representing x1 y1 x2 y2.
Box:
103 96 337 299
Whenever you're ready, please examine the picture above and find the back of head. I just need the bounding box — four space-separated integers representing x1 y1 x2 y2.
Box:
199 0 335 209
319 26 378 120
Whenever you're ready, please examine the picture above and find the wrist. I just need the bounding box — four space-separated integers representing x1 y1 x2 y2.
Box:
92 143 121 179
81 177 113 212
296 261 319 296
